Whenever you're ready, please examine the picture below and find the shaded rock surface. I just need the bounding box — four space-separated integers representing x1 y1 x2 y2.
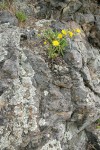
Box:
0 10 18 25
0 0 100 150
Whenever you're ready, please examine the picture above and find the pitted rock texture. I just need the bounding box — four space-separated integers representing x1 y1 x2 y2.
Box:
0 0 100 150
0 24 38 150
0 21 100 150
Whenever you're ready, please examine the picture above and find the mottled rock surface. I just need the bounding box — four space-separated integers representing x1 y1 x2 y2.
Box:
0 21 100 150
0 0 100 150
0 10 18 25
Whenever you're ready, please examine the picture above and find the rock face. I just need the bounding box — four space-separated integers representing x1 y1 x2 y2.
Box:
0 22 100 150
0 0 100 150
34 0 100 48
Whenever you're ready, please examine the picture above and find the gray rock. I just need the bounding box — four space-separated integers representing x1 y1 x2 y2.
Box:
64 122 88 150
64 49 82 69
75 13 85 24
2 59 18 78
83 14 94 23
62 0 82 20
0 17 100 150
34 2 48 19
95 15 100 31
75 13 94 24
40 139 62 150
81 66 92 82
46 0 68 7
0 24 38 150
0 10 18 25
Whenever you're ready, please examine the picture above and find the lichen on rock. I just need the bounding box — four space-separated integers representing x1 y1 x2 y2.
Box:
0 0 100 150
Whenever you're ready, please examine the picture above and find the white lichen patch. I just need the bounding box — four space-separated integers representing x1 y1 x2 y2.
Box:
41 139 62 150
39 118 47 127
10 50 38 135
0 47 8 62
44 90 49 96
0 24 39 149
64 131 73 141
35 19 53 27
0 126 4 135
11 122 23 145
0 132 11 150
4 56 38 147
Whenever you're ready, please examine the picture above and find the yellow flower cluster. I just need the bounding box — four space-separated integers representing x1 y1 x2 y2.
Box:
52 30 67 47
43 28 81 59
44 28 81 47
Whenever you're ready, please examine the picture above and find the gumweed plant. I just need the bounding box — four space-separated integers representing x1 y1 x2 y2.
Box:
42 28 81 59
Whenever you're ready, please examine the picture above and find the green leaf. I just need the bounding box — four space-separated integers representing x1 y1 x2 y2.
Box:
96 126 100 129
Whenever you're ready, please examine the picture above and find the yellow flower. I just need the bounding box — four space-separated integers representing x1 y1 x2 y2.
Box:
57 33 63 39
52 40 59 46
76 29 81 33
37 34 41 37
62 30 67 35
44 41 47 45
68 31 74 38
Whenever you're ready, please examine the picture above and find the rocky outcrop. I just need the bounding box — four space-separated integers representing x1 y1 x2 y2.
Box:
0 0 100 150
0 20 100 150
